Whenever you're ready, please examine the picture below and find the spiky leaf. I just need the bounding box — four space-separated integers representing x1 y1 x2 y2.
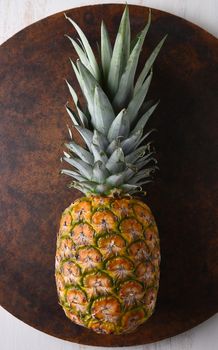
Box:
106 172 126 187
92 130 109 151
126 69 153 125
121 129 143 154
107 109 129 142
61 169 87 182
92 161 109 183
74 125 93 151
134 35 167 94
65 141 94 165
76 60 99 118
93 86 115 134
101 21 112 79
132 101 159 133
113 11 151 110
90 143 108 164
65 35 95 76
65 13 100 81
66 80 89 126
65 104 79 125
107 6 130 97
106 147 125 173
63 156 93 179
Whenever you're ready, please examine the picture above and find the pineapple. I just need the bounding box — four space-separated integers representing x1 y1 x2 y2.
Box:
55 6 166 335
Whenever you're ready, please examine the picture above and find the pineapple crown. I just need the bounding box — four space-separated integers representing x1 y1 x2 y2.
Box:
62 5 167 196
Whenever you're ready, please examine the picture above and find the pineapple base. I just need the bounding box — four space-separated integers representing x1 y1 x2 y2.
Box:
55 195 160 335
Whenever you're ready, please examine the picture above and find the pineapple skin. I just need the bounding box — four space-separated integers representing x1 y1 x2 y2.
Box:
55 195 160 335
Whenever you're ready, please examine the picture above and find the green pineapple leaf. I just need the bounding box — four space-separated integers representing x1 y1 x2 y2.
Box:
76 60 99 119
65 35 95 76
134 34 167 94
132 101 159 133
70 59 86 97
61 169 87 182
134 129 157 149
107 5 130 97
63 156 93 179
92 130 109 150
93 86 115 135
66 80 89 126
135 155 157 171
113 10 151 111
70 180 95 193
106 139 121 156
125 145 152 163
65 13 101 81
107 109 129 142
121 129 143 154
101 21 112 79
65 104 79 126
120 183 139 193
92 161 110 183
65 141 94 165
126 69 153 125
90 142 108 164
106 172 127 187
106 147 125 173
74 125 93 151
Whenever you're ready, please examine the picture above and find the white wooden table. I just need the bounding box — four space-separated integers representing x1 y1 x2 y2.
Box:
0 1 217 349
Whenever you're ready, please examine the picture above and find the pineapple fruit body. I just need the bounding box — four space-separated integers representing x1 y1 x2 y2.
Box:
55 196 160 334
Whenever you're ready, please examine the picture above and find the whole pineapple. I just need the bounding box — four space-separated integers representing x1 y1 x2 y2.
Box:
55 6 166 335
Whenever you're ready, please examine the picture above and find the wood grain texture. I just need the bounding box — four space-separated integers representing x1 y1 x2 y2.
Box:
0 0 217 350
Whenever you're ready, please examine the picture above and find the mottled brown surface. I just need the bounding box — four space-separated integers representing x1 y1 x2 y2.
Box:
0 4 217 347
